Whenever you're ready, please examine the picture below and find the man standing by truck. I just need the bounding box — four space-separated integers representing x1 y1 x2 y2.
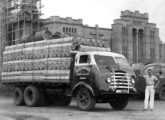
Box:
144 69 159 111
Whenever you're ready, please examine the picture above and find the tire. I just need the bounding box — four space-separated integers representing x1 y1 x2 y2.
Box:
76 87 96 111
159 87 165 100
24 86 40 107
13 87 24 106
109 95 129 110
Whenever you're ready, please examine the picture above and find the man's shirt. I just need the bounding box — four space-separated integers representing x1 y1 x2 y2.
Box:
144 75 159 86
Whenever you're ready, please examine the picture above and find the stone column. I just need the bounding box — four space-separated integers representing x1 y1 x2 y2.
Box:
154 28 160 62
127 26 133 64
144 28 151 62
111 24 123 54
132 28 137 63
143 29 146 62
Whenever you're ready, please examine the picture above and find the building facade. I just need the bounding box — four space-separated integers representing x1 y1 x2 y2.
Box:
42 16 111 42
111 10 163 64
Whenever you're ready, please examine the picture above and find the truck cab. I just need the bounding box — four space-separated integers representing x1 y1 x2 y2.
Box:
71 51 137 110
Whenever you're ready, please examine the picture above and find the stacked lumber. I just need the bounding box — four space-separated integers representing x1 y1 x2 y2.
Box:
1 37 110 83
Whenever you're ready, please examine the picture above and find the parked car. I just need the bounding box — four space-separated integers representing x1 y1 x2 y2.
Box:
135 63 165 100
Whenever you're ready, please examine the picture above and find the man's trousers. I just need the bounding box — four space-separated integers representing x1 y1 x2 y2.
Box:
144 85 155 110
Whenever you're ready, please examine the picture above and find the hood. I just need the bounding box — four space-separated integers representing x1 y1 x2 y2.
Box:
119 65 135 76
107 64 135 76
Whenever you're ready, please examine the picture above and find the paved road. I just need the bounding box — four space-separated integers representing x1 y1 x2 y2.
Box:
0 97 164 120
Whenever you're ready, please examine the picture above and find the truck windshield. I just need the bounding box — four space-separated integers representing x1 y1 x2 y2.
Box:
114 57 130 67
94 55 116 66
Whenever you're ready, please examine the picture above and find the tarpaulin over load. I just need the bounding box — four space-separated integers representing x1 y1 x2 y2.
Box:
2 37 110 83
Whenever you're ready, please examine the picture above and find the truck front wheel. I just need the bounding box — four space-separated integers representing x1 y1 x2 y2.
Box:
24 86 40 107
76 87 96 111
109 95 129 110
14 87 24 106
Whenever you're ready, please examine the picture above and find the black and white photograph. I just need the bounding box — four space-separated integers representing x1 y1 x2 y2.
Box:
0 0 165 120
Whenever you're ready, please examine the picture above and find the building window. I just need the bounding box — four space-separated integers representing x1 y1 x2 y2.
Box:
63 27 65 32
66 27 68 32
63 27 77 37
133 21 142 26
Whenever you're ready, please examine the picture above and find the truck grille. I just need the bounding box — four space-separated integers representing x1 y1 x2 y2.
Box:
109 71 133 89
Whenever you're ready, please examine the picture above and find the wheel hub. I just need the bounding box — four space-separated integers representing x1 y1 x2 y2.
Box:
79 91 89 105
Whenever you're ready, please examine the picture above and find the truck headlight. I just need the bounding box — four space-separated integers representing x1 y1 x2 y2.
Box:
106 77 111 83
131 78 135 84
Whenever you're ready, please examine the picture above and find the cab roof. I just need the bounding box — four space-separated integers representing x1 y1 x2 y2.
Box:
79 51 125 58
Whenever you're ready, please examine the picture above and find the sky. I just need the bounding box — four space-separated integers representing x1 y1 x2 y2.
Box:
42 0 165 42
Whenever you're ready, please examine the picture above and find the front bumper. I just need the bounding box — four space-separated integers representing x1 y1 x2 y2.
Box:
108 86 137 94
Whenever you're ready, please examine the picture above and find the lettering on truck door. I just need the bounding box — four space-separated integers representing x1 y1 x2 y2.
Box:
74 54 91 84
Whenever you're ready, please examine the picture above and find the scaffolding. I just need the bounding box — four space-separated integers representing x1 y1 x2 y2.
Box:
0 0 5 76
5 0 42 46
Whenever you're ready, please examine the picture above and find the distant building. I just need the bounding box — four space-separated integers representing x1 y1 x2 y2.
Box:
111 10 163 64
42 16 111 42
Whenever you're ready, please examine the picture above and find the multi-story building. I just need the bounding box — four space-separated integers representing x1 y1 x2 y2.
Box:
42 16 111 41
111 10 163 64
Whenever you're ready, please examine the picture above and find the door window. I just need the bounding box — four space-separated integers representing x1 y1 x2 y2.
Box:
79 55 90 64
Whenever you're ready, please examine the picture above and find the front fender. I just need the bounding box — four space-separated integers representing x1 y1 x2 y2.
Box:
72 82 95 96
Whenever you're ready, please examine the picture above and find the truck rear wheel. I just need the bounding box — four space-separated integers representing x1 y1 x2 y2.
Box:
14 87 24 106
24 86 40 107
76 87 96 111
109 95 129 110
159 87 165 100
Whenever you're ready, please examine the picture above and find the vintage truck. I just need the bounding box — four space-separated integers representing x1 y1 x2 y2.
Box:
133 63 165 100
1 37 137 111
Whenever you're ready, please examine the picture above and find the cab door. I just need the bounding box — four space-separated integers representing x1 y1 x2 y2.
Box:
73 54 92 85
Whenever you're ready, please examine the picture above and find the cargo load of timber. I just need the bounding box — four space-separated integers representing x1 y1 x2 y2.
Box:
2 37 110 83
